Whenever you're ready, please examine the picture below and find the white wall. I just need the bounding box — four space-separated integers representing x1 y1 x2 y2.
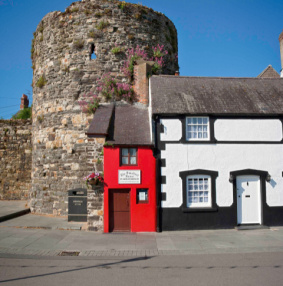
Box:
161 144 283 208
160 119 182 141
215 119 282 142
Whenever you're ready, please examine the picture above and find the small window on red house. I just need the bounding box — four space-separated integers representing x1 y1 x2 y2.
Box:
137 188 148 204
121 148 137 165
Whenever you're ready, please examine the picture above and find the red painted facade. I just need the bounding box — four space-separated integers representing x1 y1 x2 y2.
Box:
104 146 156 232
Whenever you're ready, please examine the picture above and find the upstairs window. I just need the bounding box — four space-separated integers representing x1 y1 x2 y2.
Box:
121 148 137 165
186 117 209 141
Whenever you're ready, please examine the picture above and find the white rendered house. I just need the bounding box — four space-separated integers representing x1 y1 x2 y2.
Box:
150 76 283 230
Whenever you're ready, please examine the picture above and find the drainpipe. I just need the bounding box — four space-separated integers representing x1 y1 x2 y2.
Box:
154 115 162 232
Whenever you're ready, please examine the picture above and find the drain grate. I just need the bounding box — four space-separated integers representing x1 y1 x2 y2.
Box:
58 251 80 256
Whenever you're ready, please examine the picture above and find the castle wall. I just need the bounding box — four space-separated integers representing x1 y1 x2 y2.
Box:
0 119 32 200
31 0 178 216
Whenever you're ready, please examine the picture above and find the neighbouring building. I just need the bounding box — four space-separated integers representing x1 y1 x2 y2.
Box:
150 75 283 230
257 65 280 78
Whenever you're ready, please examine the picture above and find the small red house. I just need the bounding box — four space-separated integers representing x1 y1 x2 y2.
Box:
87 103 156 232
104 145 156 232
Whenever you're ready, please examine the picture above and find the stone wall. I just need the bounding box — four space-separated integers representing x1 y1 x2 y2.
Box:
31 0 178 218
0 119 32 200
87 185 104 232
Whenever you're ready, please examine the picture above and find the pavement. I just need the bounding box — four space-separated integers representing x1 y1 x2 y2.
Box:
0 200 85 230
0 200 30 222
0 200 283 258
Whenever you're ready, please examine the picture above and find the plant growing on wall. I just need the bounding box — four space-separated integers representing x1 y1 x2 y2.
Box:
84 9 92 15
88 30 102 39
36 75 47 88
122 45 148 79
73 39 84 50
152 44 168 59
122 44 168 79
31 38 35 60
103 142 114 147
78 92 100 114
150 44 168 74
71 7 79 13
96 73 134 102
111 45 124 55
116 82 135 101
96 73 118 100
96 20 109 30
37 115 44 123
118 1 126 10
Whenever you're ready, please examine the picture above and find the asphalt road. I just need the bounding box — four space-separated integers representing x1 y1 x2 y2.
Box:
0 252 282 286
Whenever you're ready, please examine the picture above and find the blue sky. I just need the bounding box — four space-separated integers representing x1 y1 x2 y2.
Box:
0 0 282 119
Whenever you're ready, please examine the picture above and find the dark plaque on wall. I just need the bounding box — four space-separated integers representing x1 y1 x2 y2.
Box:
68 188 87 222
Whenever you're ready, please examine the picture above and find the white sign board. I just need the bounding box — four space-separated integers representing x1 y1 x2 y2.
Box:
119 170 141 184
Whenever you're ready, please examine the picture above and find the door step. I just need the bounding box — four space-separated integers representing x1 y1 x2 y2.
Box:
235 225 269 231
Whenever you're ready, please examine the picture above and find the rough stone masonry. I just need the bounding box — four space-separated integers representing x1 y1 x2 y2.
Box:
0 119 32 200
31 0 178 226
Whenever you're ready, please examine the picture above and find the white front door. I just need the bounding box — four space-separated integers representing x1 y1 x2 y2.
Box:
236 175 261 224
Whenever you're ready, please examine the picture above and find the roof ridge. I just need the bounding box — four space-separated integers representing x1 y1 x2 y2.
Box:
152 75 283 80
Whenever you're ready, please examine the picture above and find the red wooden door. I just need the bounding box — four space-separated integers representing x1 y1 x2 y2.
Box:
109 189 130 232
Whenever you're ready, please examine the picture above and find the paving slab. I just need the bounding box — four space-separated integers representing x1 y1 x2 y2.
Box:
0 213 85 230
0 200 30 222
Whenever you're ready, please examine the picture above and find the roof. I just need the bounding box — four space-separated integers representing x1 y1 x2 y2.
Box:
87 103 152 146
86 103 114 135
257 65 280 78
150 76 283 115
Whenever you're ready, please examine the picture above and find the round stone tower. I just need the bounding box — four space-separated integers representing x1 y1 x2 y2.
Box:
31 0 178 216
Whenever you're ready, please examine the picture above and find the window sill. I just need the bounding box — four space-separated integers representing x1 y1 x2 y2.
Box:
180 139 217 144
120 165 138 167
186 139 210 142
182 207 218 213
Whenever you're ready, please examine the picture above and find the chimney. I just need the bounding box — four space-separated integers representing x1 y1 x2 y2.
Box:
175 71 180 76
133 60 154 106
279 30 283 77
20 94 29 109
